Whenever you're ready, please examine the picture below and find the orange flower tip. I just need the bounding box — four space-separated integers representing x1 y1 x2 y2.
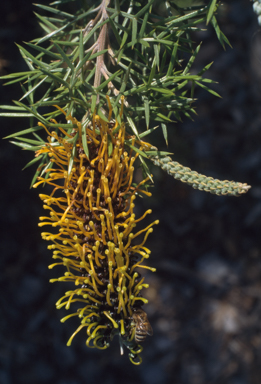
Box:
38 223 44 227
49 279 56 283
65 272 70 276
155 220 160 225
143 284 149 288
143 299 149 304
151 268 157 272
130 295 134 300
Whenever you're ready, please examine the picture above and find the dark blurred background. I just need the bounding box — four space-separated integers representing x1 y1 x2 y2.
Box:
1 0 261 383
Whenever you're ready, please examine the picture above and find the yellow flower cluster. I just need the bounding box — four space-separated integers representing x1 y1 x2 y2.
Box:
33 98 158 364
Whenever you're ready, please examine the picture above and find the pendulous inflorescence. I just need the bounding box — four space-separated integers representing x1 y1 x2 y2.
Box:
33 98 159 364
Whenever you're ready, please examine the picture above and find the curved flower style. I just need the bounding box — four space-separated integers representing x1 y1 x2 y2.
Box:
33 98 159 364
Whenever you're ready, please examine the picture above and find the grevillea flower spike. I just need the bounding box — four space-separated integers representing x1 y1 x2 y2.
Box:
1 0 252 367
33 97 159 364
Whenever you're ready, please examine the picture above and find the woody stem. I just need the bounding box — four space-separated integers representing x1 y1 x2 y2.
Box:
92 0 111 103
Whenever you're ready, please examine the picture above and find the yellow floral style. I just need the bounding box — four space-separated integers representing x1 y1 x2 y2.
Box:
33 98 159 364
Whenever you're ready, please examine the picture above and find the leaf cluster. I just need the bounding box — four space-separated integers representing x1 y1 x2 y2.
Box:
0 0 228 184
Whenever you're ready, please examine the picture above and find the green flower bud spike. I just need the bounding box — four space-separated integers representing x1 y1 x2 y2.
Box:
149 147 251 196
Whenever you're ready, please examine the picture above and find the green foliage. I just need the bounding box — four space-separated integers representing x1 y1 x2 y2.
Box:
0 0 250 194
